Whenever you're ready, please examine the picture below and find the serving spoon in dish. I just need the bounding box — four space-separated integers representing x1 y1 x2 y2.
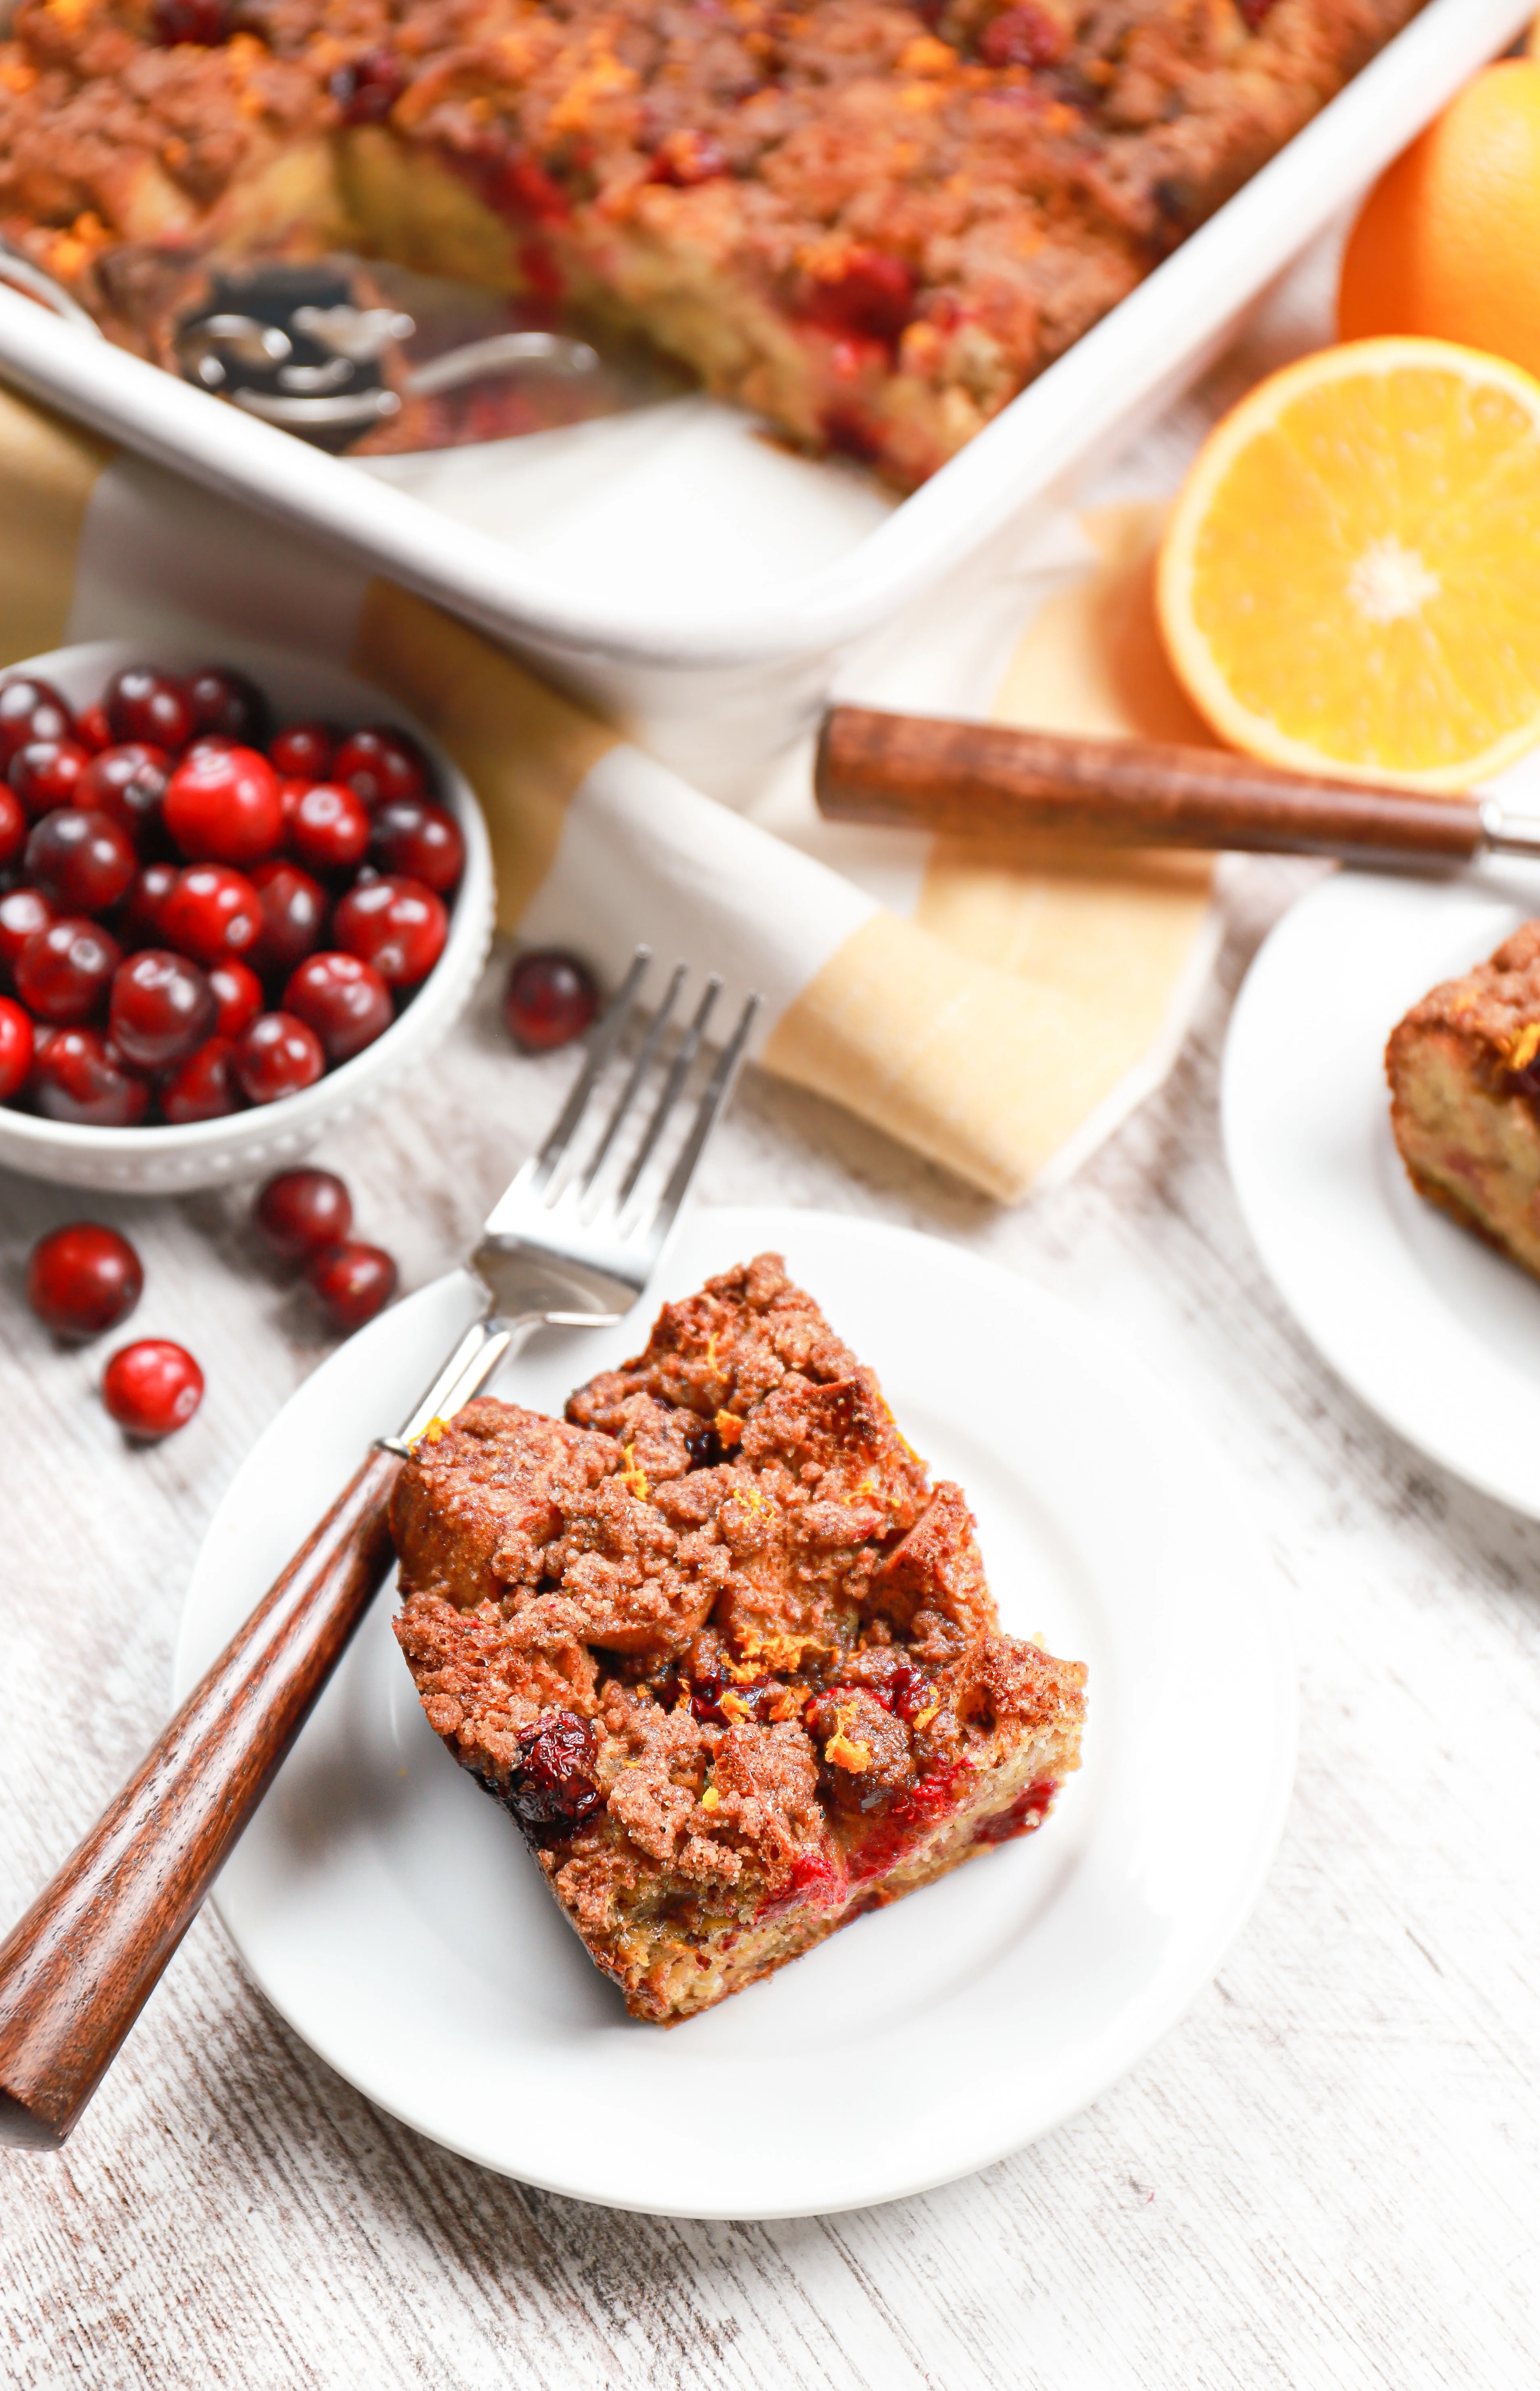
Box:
0 952 757 2149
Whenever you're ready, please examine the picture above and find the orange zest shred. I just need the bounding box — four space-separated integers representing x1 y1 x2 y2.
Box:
619 1441 650 1500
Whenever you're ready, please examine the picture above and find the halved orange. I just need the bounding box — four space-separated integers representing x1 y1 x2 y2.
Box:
1157 337 1540 791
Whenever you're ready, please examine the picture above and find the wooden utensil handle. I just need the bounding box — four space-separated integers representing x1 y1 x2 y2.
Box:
815 707 1486 861
0 1445 403 2150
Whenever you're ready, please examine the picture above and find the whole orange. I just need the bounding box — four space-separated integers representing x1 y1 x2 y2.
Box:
1339 62 1540 379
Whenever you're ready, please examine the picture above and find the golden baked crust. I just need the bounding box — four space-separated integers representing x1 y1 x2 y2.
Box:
0 0 1426 487
1386 920 1540 1280
391 1253 1087 2022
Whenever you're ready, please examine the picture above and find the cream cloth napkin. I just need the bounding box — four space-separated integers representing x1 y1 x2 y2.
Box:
0 383 1220 1202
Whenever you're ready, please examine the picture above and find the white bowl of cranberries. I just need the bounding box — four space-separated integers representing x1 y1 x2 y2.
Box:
0 638 493 1192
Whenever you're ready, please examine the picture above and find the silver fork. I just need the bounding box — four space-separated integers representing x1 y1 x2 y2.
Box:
0 955 758 2150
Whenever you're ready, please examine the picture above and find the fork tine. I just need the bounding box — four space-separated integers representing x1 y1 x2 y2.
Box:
578 961 686 1201
527 946 650 1195
615 973 721 1211
640 991 761 1252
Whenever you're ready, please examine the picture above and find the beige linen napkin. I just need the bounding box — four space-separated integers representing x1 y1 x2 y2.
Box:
0 383 1214 1201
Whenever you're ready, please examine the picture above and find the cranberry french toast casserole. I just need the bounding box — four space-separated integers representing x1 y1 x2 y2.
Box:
391 1253 1086 2022
0 1 1425 487
1387 921 1540 1282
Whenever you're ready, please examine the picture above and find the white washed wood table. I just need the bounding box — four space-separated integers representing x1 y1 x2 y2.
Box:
2 858 1537 2391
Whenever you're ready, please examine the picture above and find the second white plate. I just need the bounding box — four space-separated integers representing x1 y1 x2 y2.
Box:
1225 864 1540 1519
176 1206 1295 2216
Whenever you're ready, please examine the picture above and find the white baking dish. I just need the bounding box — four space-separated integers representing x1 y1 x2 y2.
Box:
0 0 1525 726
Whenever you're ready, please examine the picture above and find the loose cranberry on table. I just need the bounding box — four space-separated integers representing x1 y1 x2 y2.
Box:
289 781 371 876
305 1239 397 1333
207 955 263 1040
249 858 326 975
10 738 90 818
102 1339 204 1439
25 808 136 916
0 996 34 1099
0 677 72 765
255 1167 353 1261
269 721 334 781
161 1034 244 1124
15 916 121 1024
108 948 217 1071
331 726 428 809
163 743 282 866
504 949 599 1051
369 797 464 893
232 1010 325 1105
158 863 263 967
122 861 178 950
0 785 25 872
284 950 392 1063
31 1027 149 1127
333 874 446 985
184 665 270 745
26 1220 143 1338
78 743 171 848
105 666 195 753
0 885 52 976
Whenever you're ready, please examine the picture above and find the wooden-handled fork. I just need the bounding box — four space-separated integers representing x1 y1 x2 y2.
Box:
0 952 757 2149
814 707 1540 864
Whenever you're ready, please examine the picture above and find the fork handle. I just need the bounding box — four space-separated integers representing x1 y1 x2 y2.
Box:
0 1447 402 2149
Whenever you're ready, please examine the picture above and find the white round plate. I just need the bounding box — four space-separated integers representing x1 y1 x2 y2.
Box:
1224 863 1540 1519
176 1206 1295 2217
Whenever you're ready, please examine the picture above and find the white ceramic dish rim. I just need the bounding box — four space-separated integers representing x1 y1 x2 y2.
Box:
0 635 494 1181
1222 862 1540 1521
174 1207 1298 2217
0 0 1523 674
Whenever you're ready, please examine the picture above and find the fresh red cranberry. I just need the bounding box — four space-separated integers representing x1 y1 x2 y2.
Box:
163 744 282 867
232 1010 325 1104
1238 0 1277 25
102 1339 204 1438
283 950 393 1063
979 4 1067 67
75 702 113 754
152 0 231 40
24 809 136 915
10 738 90 818
270 722 335 780
31 1027 149 1125
161 1034 244 1123
276 777 308 833
331 726 428 809
0 678 73 765
0 885 52 977
122 861 179 950
183 665 270 745
105 667 195 753
506 1709 600 1834
802 247 916 348
369 797 465 893
329 46 406 123
255 1166 353 1261
0 994 34 1098
289 781 371 876
183 734 236 764
159 864 263 967
305 1238 398 1331
503 948 598 1051
108 948 216 1070
15 916 121 1023
249 858 327 975
78 744 171 847
26 1221 143 1337
207 955 263 1039
333 874 446 985
0 786 24 872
